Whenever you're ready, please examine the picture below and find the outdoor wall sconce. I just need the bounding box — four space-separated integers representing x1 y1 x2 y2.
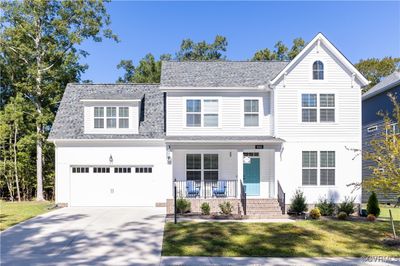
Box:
109 155 113 164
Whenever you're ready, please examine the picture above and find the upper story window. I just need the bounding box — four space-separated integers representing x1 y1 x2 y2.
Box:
244 99 259 127
94 106 129 129
320 94 335 122
186 99 219 127
302 94 335 123
313 61 324 80
302 94 317 122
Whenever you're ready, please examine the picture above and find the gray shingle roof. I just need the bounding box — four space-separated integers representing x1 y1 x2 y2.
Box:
48 84 165 140
165 135 284 143
160 61 288 87
362 71 400 100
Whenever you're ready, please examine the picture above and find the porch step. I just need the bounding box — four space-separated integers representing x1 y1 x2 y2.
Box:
244 214 289 219
243 198 285 217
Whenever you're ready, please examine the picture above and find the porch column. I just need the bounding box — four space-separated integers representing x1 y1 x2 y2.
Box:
237 150 243 198
274 148 281 199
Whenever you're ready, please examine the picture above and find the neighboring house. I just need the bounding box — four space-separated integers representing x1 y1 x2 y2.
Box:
362 71 400 203
48 33 369 215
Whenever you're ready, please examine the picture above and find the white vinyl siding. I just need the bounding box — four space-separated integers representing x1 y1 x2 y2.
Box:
274 41 360 143
166 93 271 136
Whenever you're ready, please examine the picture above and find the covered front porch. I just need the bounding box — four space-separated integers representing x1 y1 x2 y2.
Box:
166 136 284 200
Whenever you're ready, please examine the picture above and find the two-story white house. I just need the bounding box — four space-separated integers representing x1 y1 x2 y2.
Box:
48 33 369 215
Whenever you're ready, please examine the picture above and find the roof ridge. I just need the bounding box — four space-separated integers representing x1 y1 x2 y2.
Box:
161 60 291 63
67 83 160 86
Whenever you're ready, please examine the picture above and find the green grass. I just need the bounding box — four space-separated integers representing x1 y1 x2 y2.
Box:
379 205 400 221
0 201 54 231
162 220 400 257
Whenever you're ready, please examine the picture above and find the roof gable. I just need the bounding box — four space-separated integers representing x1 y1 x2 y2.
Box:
270 33 369 87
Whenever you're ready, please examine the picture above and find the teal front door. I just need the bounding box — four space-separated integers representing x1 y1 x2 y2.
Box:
243 157 260 196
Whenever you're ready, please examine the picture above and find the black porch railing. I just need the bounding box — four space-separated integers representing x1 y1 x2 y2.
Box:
277 180 285 215
174 180 237 199
240 180 247 216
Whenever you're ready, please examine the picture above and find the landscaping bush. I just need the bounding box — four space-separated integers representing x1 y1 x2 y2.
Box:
337 197 355 216
289 189 308 214
367 192 380 217
309 208 321 219
367 214 376 222
200 202 210 215
176 198 191 214
219 201 233 215
337 211 348 220
316 197 336 216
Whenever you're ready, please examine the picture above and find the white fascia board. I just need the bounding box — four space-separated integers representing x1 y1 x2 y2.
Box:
159 86 271 92
80 99 141 103
165 140 284 144
48 138 165 145
270 33 370 87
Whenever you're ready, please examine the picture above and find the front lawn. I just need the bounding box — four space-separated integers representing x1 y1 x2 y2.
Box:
0 201 54 231
379 206 400 221
163 220 400 257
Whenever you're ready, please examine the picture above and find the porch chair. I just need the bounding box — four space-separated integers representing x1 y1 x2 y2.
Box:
186 180 200 198
212 180 227 198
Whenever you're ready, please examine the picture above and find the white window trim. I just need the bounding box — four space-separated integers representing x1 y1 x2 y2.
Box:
185 153 219 182
299 92 337 124
312 60 325 81
301 151 336 187
386 122 399 136
183 97 221 128
93 106 130 130
241 97 261 128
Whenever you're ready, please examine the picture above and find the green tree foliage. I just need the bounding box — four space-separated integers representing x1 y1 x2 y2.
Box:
252 37 306 61
117 35 227 83
117 54 171 83
0 0 117 200
289 189 308 214
363 94 400 196
355 57 400 92
367 192 380 217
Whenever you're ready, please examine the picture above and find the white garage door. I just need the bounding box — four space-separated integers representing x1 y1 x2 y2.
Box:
70 166 159 207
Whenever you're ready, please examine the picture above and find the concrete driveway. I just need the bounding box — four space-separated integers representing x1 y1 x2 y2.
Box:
1 207 166 265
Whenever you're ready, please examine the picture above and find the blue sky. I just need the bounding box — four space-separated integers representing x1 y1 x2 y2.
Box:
79 1 400 83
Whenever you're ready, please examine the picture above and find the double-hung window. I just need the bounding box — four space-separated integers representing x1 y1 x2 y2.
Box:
186 154 219 182
94 107 104 128
320 151 335 185
203 100 219 127
186 99 219 127
302 94 317 122
186 100 201 127
320 94 335 122
119 107 129 128
302 151 318 185
203 154 218 182
186 154 201 181
244 99 259 127
106 107 117 128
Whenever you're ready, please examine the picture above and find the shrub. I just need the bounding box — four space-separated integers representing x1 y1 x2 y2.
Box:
219 201 233 215
367 192 380 217
367 214 376 222
176 198 191 215
309 208 321 219
316 197 336 216
337 197 355 216
337 211 348 220
200 202 210 215
289 189 308 214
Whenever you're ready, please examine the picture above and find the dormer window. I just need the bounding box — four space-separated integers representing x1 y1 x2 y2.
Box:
313 61 324 80
93 106 130 129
